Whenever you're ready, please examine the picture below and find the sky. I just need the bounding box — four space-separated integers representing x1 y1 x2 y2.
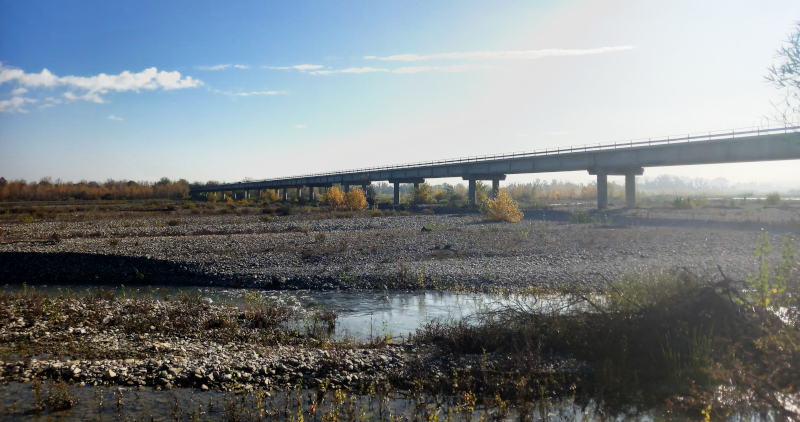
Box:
1 0 799 189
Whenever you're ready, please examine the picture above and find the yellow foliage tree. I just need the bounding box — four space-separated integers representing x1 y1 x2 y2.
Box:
483 189 523 222
322 187 346 210
345 188 368 210
412 183 435 204
262 190 279 202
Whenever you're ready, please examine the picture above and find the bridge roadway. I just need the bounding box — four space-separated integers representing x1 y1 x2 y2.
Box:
190 126 800 209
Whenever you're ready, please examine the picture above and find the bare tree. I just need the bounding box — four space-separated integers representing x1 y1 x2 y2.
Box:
766 21 800 125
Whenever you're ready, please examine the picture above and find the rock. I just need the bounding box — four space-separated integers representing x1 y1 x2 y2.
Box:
104 370 117 379
201 384 209 391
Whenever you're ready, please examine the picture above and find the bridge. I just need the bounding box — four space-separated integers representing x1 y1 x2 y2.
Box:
190 126 800 209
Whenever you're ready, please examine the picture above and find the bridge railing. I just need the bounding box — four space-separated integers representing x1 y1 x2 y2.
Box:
192 125 799 189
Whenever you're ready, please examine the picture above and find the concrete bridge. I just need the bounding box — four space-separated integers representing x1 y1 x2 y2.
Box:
190 126 800 209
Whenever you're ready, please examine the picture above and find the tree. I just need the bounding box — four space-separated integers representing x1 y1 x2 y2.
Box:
322 187 345 210
482 189 524 222
766 21 800 124
412 183 435 204
344 188 368 210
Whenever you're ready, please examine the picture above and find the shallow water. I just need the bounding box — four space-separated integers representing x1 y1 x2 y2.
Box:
0 284 582 341
0 381 677 422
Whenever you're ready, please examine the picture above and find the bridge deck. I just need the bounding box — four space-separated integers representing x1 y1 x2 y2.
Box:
190 126 800 194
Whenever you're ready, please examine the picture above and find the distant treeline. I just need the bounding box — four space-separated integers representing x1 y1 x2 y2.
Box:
0 177 190 201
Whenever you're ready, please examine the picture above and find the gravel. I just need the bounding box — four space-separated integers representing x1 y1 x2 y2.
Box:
2 211 789 290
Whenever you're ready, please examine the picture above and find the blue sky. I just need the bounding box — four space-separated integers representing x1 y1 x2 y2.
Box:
1 0 799 188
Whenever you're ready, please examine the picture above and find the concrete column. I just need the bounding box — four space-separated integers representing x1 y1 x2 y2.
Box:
414 182 420 189
282 188 288 201
625 173 636 208
468 179 477 205
343 184 350 193
308 187 315 201
361 184 368 192
597 173 608 210
296 187 301 200
393 183 400 205
492 180 500 199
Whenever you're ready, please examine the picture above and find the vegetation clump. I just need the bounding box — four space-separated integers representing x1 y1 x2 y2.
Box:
322 187 346 210
765 191 781 205
672 196 696 209
568 209 592 223
411 234 800 418
482 189 523 222
344 188 368 210
412 183 435 204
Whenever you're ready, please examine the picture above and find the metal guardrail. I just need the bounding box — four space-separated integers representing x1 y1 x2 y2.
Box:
193 125 800 188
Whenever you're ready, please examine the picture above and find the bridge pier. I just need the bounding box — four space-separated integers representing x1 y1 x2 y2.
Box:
589 167 643 210
468 180 476 205
282 188 288 201
308 187 315 201
389 178 425 205
296 187 301 201
625 173 636 208
463 174 506 205
596 173 608 210
342 184 350 193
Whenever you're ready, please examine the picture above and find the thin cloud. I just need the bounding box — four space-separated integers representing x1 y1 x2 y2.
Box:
108 115 123 120
295 124 307 128
0 96 37 113
393 64 479 73
367 46 636 61
265 64 324 71
309 67 389 75
213 89 286 97
0 64 202 104
11 87 27 95
195 64 250 70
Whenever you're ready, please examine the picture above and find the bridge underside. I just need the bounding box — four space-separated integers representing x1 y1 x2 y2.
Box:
191 131 800 209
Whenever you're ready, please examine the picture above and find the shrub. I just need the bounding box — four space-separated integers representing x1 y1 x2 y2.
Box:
207 193 220 204
370 209 384 218
765 192 781 206
108 238 120 247
166 219 180 226
420 209 435 215
226 197 234 205
569 210 592 223
261 190 280 202
482 189 523 222
344 188 368 210
322 187 346 210
672 197 695 209
412 183 435 204
260 215 273 223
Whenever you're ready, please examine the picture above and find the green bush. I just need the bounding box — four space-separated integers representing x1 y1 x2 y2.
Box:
765 192 781 206
672 197 695 209
568 210 592 223
412 183 436 204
